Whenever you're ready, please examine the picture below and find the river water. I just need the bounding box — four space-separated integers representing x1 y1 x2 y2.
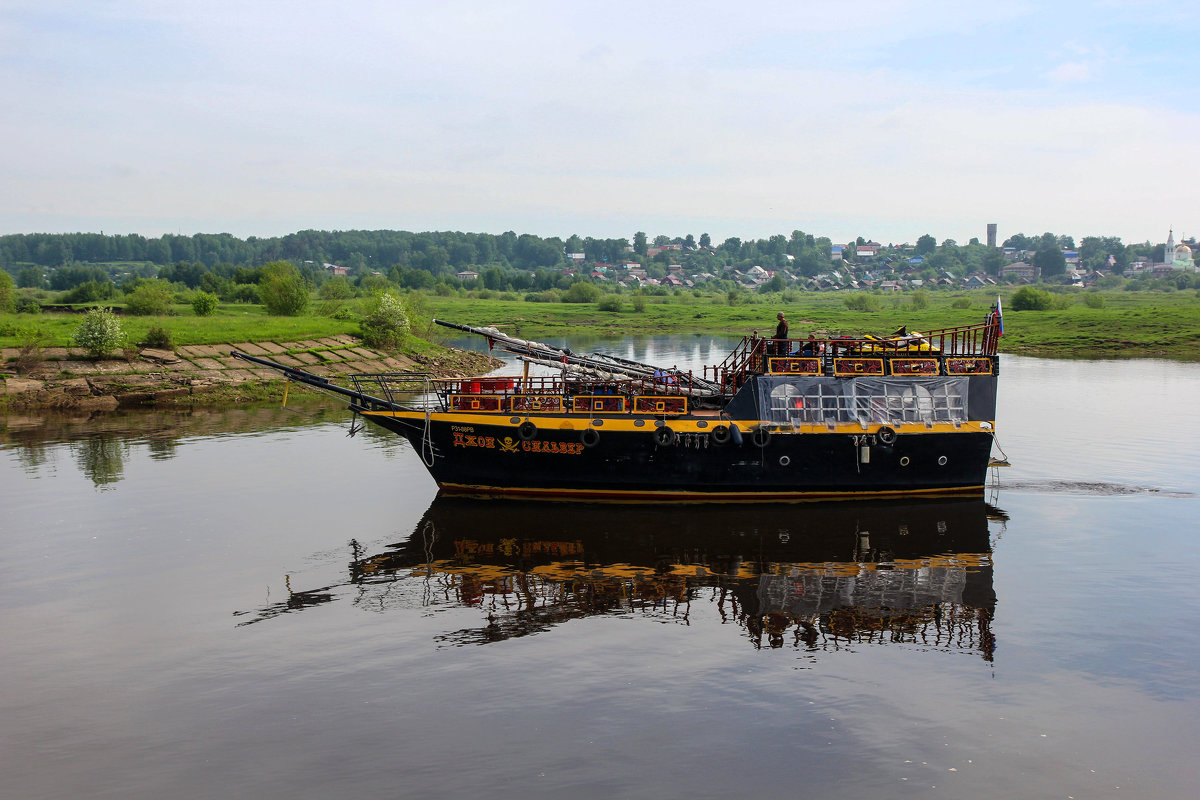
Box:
2 340 1198 800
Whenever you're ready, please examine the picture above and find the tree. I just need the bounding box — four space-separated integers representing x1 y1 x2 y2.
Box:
1033 246 1066 277
916 234 937 255
259 261 310 315
633 231 647 256
982 248 1006 276
17 265 43 289
699 233 711 249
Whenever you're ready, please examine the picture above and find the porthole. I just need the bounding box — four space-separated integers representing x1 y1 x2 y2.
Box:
899 456 910 467
696 420 709 428
509 416 521 424
634 419 645 427
779 455 791 466
591 419 603 427
938 455 948 466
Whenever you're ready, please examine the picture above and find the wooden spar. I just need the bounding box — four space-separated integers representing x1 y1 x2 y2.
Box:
434 319 721 394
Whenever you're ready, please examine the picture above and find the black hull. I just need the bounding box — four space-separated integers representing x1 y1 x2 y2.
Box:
365 413 994 501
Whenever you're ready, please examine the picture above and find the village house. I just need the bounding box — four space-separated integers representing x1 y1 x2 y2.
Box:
1000 261 1038 281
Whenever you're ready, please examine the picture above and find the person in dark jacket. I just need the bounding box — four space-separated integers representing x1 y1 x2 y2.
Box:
772 312 789 355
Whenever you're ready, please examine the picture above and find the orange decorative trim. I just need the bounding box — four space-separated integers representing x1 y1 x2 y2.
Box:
450 394 504 412
633 396 688 415
572 395 626 413
889 358 940 376
833 357 884 376
509 395 564 413
945 358 993 375
767 357 822 375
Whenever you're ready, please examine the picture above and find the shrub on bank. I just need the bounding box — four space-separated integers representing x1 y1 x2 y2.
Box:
125 280 174 316
72 307 126 358
192 290 219 316
359 292 409 350
259 261 310 316
844 293 881 312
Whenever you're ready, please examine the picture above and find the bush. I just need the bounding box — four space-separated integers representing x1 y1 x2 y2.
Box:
844 293 881 312
143 326 174 349
562 282 601 303
910 290 929 310
951 297 972 309
359 292 409 350
1010 286 1065 311
0 269 14 312
192 290 219 316
631 294 647 313
72 307 126 358
1082 292 1105 309
259 261 310 316
319 276 354 301
226 284 260 303
597 296 623 312
125 280 174 316
16 326 46 374
62 280 117 304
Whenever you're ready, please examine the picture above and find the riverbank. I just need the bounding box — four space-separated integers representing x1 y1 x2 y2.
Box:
0 335 499 412
422 290 1200 360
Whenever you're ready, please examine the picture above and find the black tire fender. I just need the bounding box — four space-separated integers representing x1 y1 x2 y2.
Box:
517 421 537 441
710 425 731 446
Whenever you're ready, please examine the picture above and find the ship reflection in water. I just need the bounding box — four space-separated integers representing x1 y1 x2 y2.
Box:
238 499 1006 660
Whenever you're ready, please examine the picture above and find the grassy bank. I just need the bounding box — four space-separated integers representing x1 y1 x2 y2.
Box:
422 289 1200 359
3 287 1198 360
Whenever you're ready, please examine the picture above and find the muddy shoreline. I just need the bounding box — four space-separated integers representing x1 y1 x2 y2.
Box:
1 335 500 412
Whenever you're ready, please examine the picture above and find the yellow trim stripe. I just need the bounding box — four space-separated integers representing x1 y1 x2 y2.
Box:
363 409 995 435
435 483 986 503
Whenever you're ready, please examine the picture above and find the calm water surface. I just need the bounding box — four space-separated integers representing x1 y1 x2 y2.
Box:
2 343 1199 799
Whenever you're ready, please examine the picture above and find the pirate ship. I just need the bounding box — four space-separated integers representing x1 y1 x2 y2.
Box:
231 310 1002 502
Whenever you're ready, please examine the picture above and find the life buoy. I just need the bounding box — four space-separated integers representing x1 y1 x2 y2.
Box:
517 421 537 441
710 425 731 446
877 425 897 445
653 426 676 447
752 427 772 447
581 427 600 448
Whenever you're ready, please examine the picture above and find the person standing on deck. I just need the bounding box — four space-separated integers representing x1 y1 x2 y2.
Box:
772 312 789 355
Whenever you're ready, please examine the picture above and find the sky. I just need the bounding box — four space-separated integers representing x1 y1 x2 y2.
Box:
2 0 1196 247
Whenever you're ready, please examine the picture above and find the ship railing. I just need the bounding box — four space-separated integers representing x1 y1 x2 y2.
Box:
708 320 1001 391
347 372 440 410
428 373 698 399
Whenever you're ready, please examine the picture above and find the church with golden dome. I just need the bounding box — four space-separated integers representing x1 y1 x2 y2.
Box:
1164 229 1196 271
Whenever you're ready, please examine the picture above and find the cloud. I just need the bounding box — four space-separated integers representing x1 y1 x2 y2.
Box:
0 1 1196 244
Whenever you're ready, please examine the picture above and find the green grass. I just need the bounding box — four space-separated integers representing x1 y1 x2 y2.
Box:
4 288 1198 360
0 303 360 348
422 289 1200 359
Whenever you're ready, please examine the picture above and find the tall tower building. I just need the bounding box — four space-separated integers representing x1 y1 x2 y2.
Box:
986 224 997 248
